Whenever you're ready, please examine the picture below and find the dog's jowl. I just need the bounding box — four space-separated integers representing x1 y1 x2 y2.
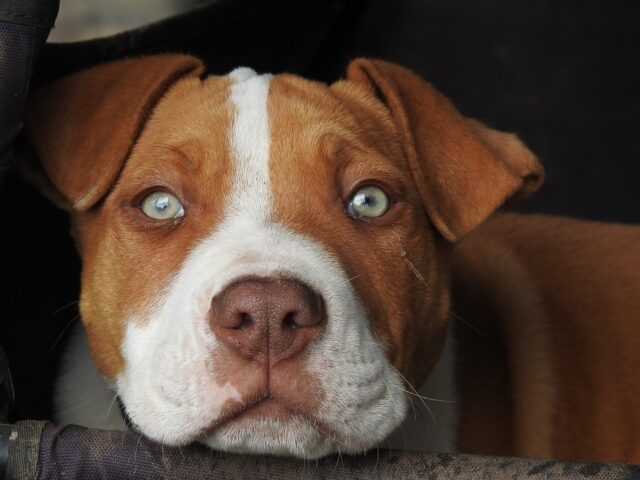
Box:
21 55 640 463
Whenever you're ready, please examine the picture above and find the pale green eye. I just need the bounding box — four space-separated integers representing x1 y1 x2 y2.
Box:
347 185 390 218
140 191 184 220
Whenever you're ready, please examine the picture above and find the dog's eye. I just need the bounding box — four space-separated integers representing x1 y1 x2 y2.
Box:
140 191 184 220
347 185 390 218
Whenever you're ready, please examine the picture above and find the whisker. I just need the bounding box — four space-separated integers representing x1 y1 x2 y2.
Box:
388 230 429 287
415 401 430 439
332 445 343 474
353 408 367 436
343 274 362 285
395 417 410 450
408 394 417 422
161 444 168 472
380 374 399 414
49 315 80 352
391 366 437 423
402 255 428 287
401 389 456 404
106 393 119 419
134 432 143 466
374 443 380 472
54 300 80 316
379 376 412 449
450 310 483 336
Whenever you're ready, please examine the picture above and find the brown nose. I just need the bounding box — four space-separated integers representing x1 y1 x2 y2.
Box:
209 277 325 363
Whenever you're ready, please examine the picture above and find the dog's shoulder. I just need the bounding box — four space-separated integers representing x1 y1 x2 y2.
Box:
452 212 640 461
450 213 556 458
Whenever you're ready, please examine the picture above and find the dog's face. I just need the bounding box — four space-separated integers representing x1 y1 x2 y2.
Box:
23 55 542 458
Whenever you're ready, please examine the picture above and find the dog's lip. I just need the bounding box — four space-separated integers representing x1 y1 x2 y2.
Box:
198 393 345 443
228 398 296 423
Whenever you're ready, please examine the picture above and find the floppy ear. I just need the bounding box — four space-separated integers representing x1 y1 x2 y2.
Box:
346 58 544 242
21 54 205 211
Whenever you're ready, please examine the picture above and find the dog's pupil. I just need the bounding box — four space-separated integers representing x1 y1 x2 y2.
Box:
355 192 374 208
154 196 169 210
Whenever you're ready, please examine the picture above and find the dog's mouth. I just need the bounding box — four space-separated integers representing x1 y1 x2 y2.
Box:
198 392 344 444
230 398 295 423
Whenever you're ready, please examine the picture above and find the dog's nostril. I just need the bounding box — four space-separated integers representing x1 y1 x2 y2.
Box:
236 312 253 330
283 311 299 329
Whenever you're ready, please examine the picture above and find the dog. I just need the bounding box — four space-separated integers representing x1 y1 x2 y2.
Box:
19 54 640 463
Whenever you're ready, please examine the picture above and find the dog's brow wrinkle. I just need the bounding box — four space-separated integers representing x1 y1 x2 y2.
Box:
153 144 194 167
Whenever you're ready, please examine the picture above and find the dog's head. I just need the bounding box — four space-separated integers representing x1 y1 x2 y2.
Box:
21 55 542 458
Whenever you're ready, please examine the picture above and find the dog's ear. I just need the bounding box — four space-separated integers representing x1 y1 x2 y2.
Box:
20 54 204 211
346 58 544 242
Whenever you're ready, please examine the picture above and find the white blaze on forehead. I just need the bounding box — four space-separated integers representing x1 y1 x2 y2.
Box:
228 68 273 220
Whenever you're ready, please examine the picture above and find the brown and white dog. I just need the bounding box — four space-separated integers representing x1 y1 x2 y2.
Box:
20 55 640 463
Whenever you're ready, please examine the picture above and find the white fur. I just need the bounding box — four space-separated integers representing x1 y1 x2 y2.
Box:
54 67 456 458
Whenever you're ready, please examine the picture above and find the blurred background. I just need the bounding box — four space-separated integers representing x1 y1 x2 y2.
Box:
48 0 206 42
1 0 639 421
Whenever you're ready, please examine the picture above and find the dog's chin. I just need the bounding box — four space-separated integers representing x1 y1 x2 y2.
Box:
195 400 366 459
200 416 338 459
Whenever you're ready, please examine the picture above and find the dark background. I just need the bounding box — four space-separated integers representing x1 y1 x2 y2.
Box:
1 0 638 420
